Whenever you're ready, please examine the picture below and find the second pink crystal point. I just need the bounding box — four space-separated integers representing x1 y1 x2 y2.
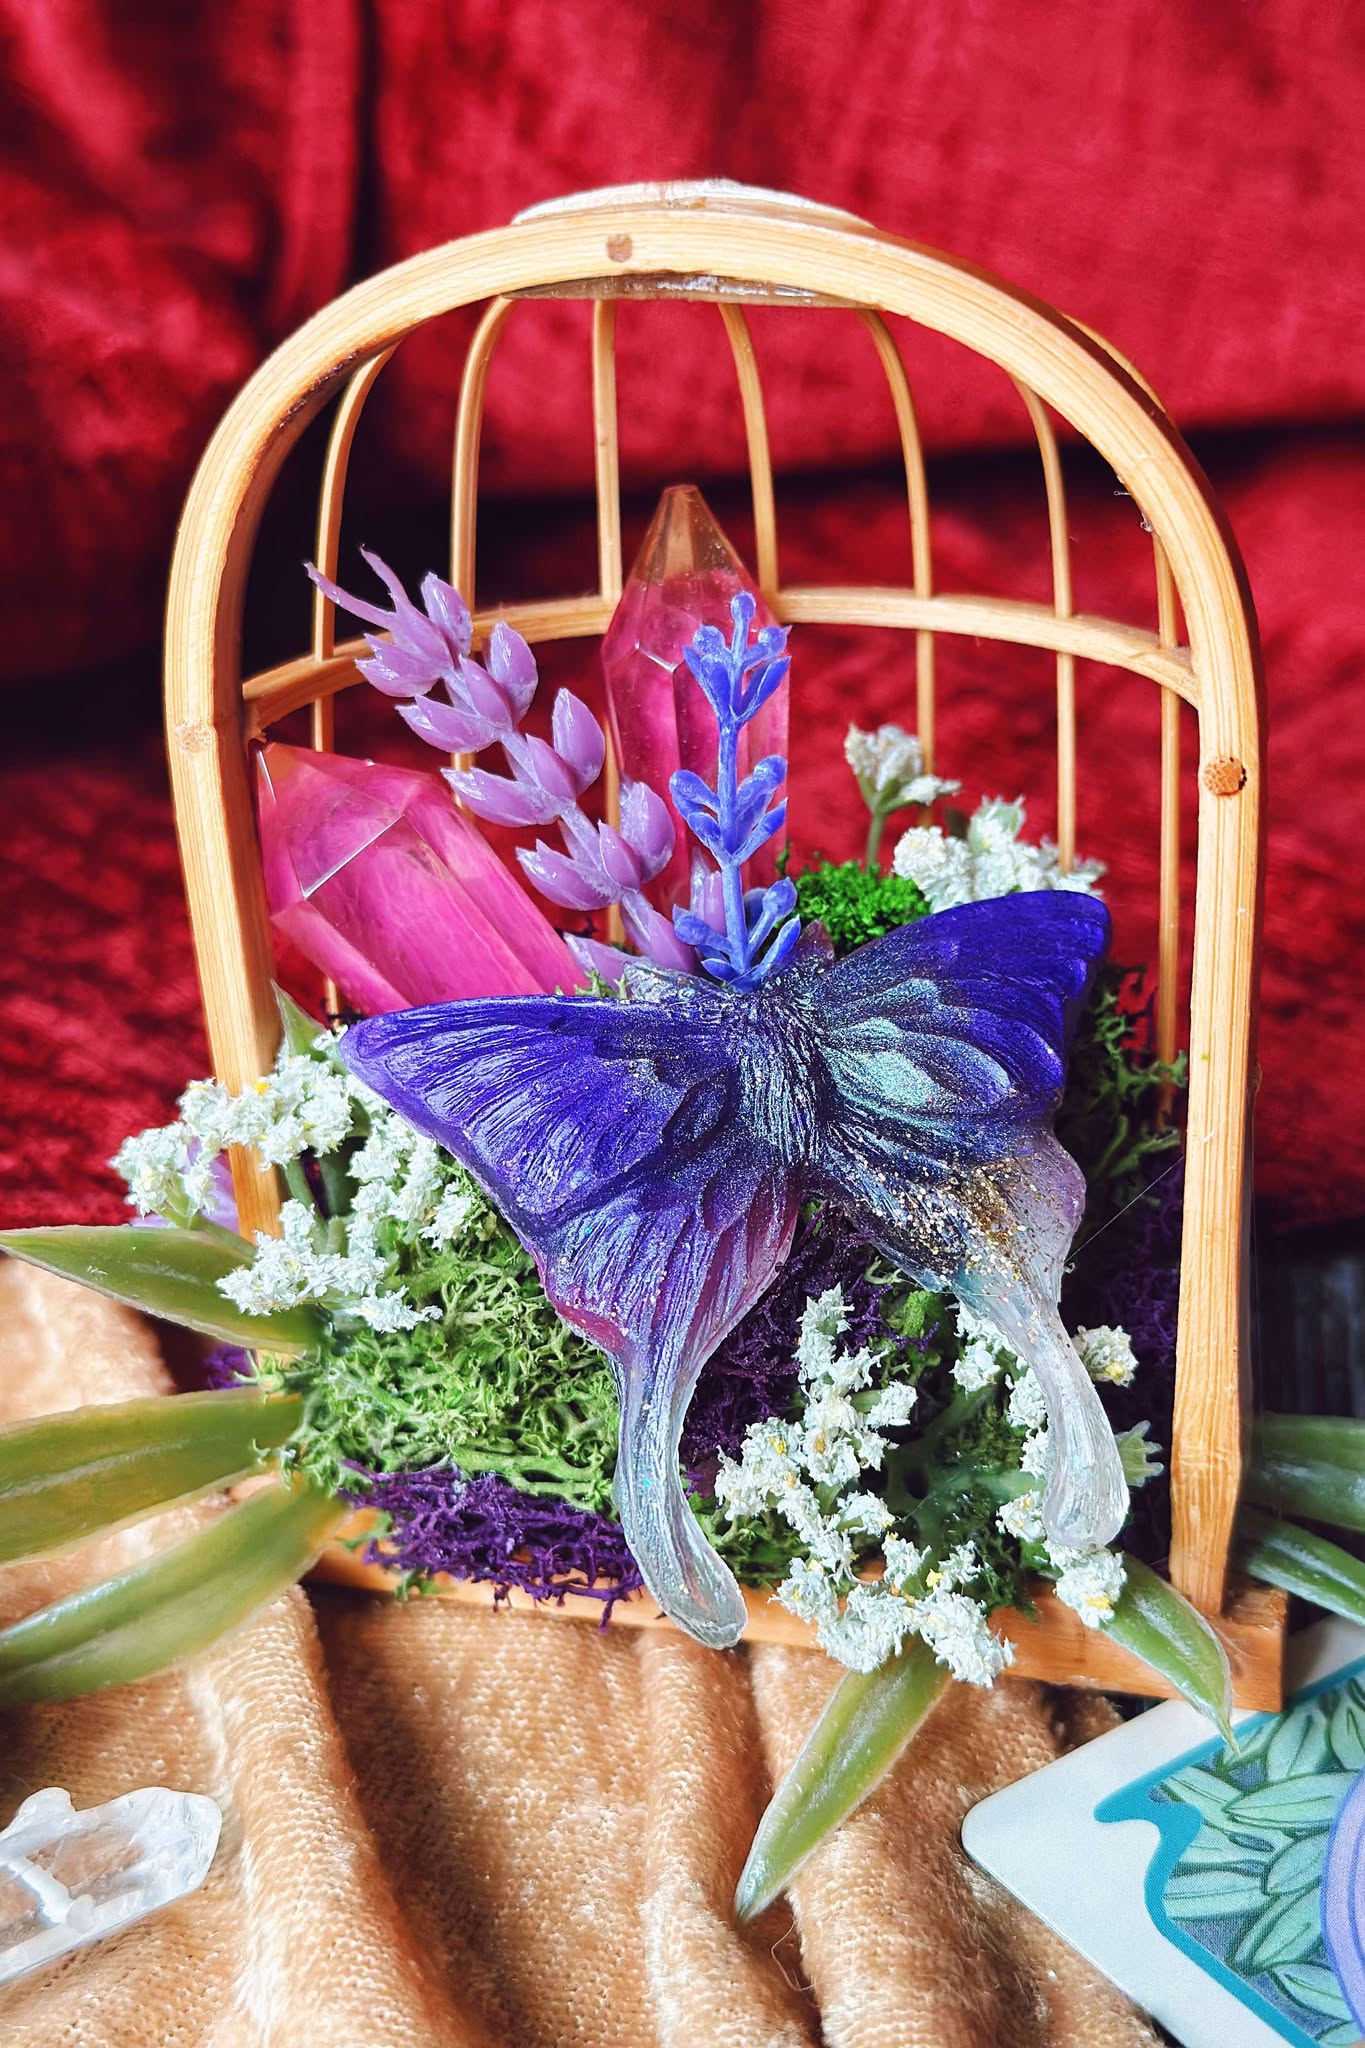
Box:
601 485 788 906
256 743 583 1012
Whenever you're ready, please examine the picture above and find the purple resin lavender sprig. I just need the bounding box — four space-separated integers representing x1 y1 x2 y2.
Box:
670 594 799 991
306 554 690 974
475 730 691 976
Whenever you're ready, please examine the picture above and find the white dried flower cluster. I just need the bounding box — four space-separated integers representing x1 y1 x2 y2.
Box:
845 723 961 811
714 1287 1010 1684
114 1047 353 1220
216 1199 423 1328
1075 1324 1139 1387
950 1301 1018 1392
915 1584 1014 1680
892 794 1105 912
111 1124 202 1224
952 1334 1004 1393
1020 1427 1052 1479
993 1495 1128 1629
178 1054 355 1171
1046 1544 1127 1630
965 1310 1151 1502
1006 1368 1050 1434
996 1490 1045 1543
424 1183 480 1246
112 1028 484 1334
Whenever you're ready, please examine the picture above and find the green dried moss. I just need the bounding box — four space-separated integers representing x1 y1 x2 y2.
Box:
791 860 931 952
269 1204 621 1513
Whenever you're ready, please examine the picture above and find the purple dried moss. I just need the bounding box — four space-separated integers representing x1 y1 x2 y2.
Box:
201 1344 253 1388
342 1465 645 1617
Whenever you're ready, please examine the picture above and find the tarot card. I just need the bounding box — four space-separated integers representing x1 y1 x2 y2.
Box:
962 1620 1365 2047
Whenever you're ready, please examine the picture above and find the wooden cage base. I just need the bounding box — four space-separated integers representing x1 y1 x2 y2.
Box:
311 1520 1287 1713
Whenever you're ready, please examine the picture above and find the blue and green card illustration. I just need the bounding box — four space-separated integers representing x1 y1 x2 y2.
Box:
962 1622 1365 2048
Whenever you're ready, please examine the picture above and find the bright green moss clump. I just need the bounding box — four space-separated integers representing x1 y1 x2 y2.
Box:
791 860 931 953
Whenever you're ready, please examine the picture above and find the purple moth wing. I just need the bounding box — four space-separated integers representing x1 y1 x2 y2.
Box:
801 891 1128 1551
340 993 801 1649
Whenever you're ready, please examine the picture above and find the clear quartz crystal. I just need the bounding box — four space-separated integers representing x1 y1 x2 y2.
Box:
0 1786 221 1986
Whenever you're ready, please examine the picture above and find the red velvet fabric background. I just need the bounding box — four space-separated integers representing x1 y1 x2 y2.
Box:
0 1 1362 1230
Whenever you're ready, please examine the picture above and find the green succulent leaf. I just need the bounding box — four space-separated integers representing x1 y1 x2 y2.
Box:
1104 1554 1234 1742
0 1226 319 1356
1228 1773 1355 1834
1231 1884 1324 1973
1245 1416 1365 1533
1165 1866 1275 1919
274 985 324 1057
735 1636 950 1921
1316 2022 1363 2047
1271 1963 1353 2023
1170 1826 1263 1872
0 1477 343 1704
1331 1686 1365 1772
1266 1832 1334 1896
1237 1508 1365 1631
1268 1699 1335 1781
0 1390 301 1564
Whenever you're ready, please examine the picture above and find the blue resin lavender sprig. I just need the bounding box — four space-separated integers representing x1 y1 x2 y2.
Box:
306 555 690 975
670 594 799 990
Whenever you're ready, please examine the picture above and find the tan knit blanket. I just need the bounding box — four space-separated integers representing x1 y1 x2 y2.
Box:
0 1263 1157 2047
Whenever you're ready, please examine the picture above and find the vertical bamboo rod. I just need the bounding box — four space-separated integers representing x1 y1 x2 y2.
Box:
451 297 515 607
1155 541 1182 1088
592 301 623 610
593 299 625 936
717 303 779 595
309 350 396 1019
312 350 396 675
448 298 516 788
1014 384 1076 869
859 312 936 771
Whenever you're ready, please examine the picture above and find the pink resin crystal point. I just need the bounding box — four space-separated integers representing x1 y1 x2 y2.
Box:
601 485 787 905
255 743 583 1012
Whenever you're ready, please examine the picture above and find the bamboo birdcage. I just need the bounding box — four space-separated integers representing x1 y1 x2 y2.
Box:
164 181 1283 1709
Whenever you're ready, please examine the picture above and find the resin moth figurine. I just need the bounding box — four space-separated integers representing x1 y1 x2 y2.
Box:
343 595 1126 1649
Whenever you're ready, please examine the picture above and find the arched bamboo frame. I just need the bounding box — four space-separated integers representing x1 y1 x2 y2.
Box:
166 189 1270 1690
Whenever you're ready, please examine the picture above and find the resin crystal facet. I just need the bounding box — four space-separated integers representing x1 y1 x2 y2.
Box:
341 891 1125 1651
601 486 787 905
0 1785 221 1986
256 743 582 1012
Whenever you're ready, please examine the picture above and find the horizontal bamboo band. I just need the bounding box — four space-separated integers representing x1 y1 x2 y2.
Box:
242 588 1196 732
312 1533 1285 1712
